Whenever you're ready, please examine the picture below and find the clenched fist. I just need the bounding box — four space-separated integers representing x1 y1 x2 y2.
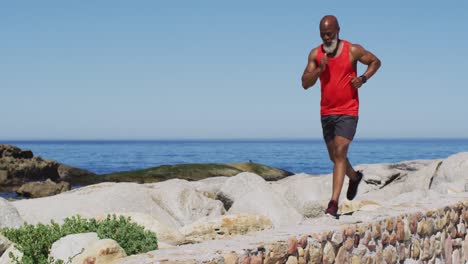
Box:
318 55 328 73
349 75 364 89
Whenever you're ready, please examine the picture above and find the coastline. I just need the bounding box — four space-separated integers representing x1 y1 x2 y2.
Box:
3 138 468 176
1 144 467 262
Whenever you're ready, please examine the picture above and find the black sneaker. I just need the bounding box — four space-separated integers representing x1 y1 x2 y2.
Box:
325 200 338 218
346 171 363 201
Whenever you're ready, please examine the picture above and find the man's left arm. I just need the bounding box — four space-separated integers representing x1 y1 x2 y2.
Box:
350 44 381 88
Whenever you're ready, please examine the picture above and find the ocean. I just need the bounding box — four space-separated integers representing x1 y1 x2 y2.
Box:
3 139 468 175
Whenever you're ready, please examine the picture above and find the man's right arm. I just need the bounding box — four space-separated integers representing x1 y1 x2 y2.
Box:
301 48 324 90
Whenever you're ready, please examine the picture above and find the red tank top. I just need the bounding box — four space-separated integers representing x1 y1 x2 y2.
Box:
316 40 359 116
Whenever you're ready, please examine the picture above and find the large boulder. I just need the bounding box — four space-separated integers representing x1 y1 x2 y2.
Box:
0 156 60 186
0 198 23 228
192 176 229 198
218 172 303 227
16 179 70 198
71 239 126 264
356 159 442 201
431 152 468 193
148 179 225 227
271 173 332 217
49 233 100 263
12 183 180 228
12 180 226 245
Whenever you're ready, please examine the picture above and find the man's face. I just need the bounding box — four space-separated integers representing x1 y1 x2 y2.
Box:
320 24 339 54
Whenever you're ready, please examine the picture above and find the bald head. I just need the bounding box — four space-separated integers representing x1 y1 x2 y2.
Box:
320 15 340 31
319 15 340 54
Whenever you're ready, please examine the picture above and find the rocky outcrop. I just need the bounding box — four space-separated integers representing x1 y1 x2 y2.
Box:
68 163 293 186
57 164 95 181
0 145 94 195
0 145 33 159
0 155 59 186
16 179 70 198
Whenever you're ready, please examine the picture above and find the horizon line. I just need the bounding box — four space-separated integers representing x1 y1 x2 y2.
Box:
2 137 468 142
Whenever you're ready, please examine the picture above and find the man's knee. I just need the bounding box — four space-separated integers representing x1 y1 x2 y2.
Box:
333 143 349 161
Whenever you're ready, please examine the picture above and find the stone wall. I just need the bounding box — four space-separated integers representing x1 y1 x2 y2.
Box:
217 201 468 264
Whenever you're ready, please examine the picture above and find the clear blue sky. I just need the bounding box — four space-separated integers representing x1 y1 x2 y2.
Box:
1 1 467 140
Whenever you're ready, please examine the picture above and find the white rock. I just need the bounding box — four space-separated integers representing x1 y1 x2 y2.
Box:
219 172 303 227
148 179 225 226
49 232 99 263
12 183 178 227
194 176 229 196
0 198 23 229
218 172 267 201
431 152 468 193
71 239 127 264
358 160 441 202
271 173 331 217
12 181 223 230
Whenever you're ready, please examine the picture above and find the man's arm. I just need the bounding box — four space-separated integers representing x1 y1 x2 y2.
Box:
301 48 326 89
349 44 381 88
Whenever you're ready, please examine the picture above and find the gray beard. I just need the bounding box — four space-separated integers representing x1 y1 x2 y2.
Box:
323 36 338 54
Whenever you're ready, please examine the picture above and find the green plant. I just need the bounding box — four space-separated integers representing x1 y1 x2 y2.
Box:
1 214 158 264
60 215 98 236
96 215 158 255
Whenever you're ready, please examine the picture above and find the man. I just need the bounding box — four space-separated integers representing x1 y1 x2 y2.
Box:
301 15 381 218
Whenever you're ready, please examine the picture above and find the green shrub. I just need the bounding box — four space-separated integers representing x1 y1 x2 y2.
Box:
2 222 62 264
60 215 98 236
0 214 158 264
96 215 158 255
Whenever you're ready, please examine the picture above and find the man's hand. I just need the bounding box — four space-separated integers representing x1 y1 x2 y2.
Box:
349 75 363 89
319 55 328 73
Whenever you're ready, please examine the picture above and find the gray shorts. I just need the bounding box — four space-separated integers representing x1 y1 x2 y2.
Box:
321 115 359 142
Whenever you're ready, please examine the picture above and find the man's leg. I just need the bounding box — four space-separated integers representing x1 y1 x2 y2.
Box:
330 136 352 202
325 140 359 182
